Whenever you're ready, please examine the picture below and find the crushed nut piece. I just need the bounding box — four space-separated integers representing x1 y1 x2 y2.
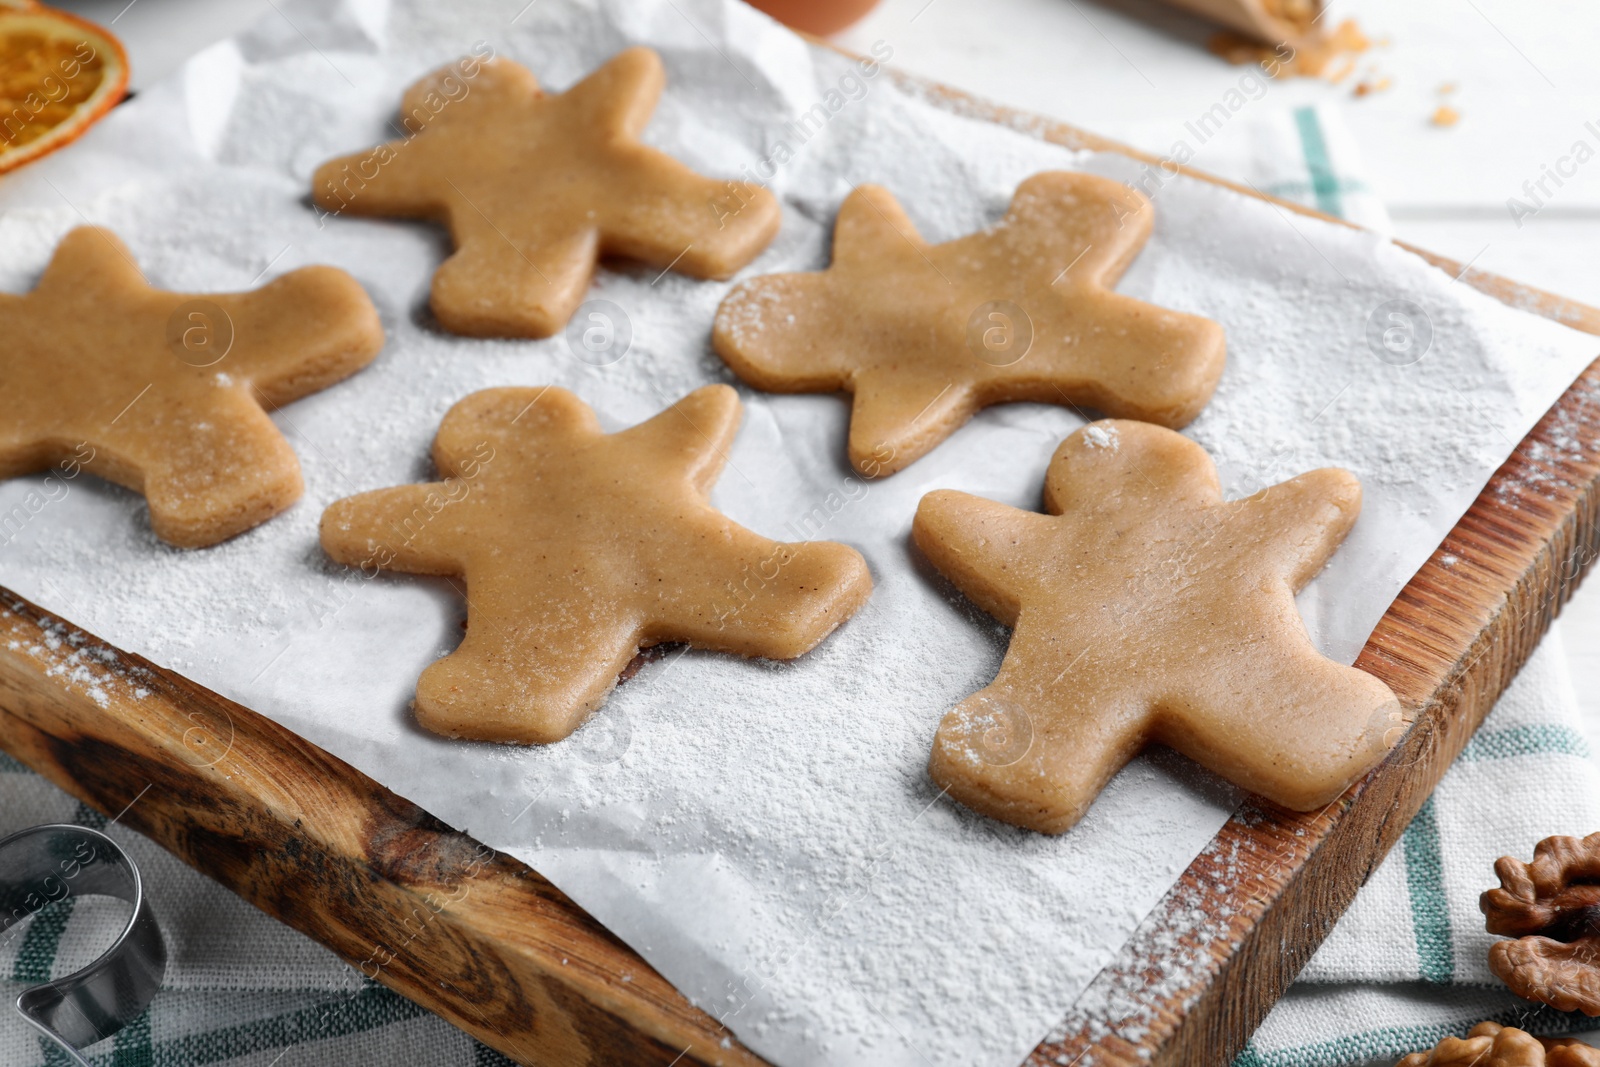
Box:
1432 105 1461 127
1397 1022 1600 1067
1207 17 1371 79
1481 832 1600 1014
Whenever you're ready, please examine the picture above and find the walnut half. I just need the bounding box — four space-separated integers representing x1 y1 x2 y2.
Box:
1481 832 1600 1013
1397 1022 1600 1067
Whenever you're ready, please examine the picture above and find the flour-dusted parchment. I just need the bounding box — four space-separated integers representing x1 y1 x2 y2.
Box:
0 2 1595 1064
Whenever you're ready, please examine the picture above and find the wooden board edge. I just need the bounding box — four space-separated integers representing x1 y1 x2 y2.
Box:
0 598 768 1067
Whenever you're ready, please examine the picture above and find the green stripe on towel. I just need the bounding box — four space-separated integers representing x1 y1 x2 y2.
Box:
1293 107 1344 219
1460 723 1590 762
1402 797 1453 984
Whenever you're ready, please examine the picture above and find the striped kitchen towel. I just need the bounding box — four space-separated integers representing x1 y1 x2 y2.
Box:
1105 101 1390 233
0 756 514 1065
1243 624 1600 1067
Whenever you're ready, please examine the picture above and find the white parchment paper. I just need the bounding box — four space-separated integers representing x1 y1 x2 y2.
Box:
0 2 1596 1064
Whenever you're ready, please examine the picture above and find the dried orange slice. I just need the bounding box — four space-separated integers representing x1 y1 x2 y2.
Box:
0 0 128 175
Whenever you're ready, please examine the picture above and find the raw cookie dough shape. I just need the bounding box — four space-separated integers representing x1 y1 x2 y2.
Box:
311 48 781 339
0 226 384 548
912 419 1404 834
320 385 874 744
713 172 1226 477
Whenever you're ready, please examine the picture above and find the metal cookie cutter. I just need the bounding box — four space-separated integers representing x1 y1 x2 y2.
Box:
0 824 166 1065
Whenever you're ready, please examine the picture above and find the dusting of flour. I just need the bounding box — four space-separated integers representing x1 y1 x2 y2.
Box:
0 2 1596 1066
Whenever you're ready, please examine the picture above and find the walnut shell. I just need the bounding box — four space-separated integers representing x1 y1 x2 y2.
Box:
1482 833 1600 1014
1396 1022 1600 1067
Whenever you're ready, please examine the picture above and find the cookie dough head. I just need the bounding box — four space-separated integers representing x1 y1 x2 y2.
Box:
0 226 383 548
713 171 1226 477
311 49 780 339
320 385 872 744
914 420 1404 834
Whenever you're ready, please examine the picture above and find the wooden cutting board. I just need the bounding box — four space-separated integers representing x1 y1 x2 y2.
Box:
3 70 1599 1067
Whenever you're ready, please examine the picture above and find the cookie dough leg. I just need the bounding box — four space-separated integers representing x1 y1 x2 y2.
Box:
847 371 975 477
135 392 304 549
415 578 641 744
603 160 780 280
929 649 1147 836
431 220 598 338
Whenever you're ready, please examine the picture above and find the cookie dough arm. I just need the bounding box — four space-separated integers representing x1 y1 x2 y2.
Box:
912 490 1045 623
31 227 147 300
1228 468 1362 591
602 152 779 280
712 274 853 392
1156 638 1402 812
618 384 741 494
1064 295 1226 429
648 525 872 658
565 47 662 135
320 484 463 576
213 267 384 407
830 185 927 271
398 56 536 134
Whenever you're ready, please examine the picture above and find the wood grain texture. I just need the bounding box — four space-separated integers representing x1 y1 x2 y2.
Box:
0 599 764 1067
2 72 1599 1067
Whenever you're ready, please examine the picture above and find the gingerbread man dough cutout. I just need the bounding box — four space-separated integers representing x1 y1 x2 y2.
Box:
714 172 1227 477
320 385 873 744
0 226 383 548
913 420 1404 834
313 48 781 339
